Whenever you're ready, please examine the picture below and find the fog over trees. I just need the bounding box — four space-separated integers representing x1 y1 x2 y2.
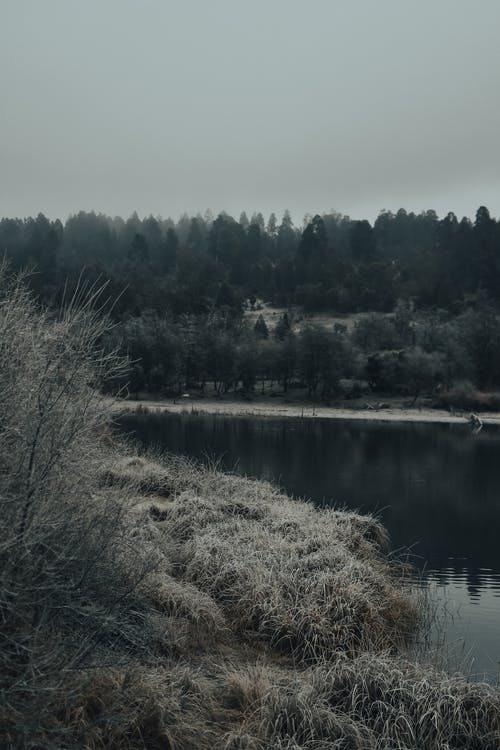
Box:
2 205 500 404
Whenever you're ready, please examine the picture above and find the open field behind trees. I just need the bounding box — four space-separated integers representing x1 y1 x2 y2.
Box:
245 302 376 335
2 272 500 747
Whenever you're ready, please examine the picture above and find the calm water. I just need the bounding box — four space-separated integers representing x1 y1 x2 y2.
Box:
117 411 500 683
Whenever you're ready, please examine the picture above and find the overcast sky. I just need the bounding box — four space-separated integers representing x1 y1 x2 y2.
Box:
1 0 500 224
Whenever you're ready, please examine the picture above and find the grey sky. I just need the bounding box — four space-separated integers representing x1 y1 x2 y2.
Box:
1 0 500 224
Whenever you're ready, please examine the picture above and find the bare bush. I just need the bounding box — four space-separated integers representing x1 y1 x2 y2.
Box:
0 267 160 746
435 381 500 412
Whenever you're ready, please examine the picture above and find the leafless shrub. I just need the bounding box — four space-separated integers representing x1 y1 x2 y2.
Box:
435 381 500 412
0 266 161 746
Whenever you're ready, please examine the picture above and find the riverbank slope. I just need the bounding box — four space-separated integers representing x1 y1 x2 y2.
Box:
12 446 499 749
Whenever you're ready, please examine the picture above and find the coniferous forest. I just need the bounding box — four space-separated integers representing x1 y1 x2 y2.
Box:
2 206 500 405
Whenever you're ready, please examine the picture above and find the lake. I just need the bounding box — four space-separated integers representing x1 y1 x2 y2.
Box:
116 410 500 683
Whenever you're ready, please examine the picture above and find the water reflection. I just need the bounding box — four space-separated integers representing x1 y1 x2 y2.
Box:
428 567 500 603
116 411 500 680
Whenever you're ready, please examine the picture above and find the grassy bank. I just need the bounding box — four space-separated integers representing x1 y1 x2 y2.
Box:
2 270 500 749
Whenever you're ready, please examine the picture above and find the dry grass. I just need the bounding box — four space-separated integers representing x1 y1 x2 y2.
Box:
1 267 500 749
153 466 413 659
222 653 500 749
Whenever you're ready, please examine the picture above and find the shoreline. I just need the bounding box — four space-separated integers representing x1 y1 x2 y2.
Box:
110 396 500 426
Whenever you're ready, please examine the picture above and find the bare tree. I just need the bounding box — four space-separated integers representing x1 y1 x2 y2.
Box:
0 264 159 745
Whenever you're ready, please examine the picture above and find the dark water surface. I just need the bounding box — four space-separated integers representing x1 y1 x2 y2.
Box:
117 411 500 682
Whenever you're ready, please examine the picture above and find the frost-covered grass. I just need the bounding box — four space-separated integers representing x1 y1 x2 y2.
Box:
123 453 414 660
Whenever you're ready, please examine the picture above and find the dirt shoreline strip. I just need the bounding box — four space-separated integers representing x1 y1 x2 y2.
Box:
111 397 500 426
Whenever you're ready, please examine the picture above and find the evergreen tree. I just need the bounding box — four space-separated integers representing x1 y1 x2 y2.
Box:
254 314 269 339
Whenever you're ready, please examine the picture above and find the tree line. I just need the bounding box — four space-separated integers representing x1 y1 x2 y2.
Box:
2 205 500 314
101 300 500 407
1 205 500 404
